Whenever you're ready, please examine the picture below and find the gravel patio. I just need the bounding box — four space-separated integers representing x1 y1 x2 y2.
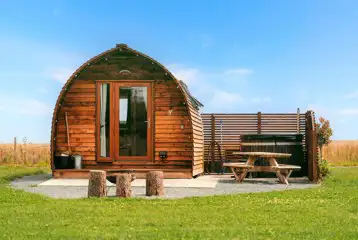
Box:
11 174 319 199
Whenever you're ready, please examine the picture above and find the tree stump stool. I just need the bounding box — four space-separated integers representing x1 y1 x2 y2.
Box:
146 171 164 196
116 173 133 198
88 170 106 198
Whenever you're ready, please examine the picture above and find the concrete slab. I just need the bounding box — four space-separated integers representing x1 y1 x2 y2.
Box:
38 175 219 188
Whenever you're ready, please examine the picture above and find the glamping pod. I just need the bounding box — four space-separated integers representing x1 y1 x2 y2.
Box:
51 44 204 179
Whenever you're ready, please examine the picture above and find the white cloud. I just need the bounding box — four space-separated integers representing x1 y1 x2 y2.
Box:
0 97 52 116
224 68 254 76
343 90 358 99
51 68 74 83
305 104 328 116
166 64 263 112
208 90 243 109
167 64 201 85
337 108 358 116
167 65 254 86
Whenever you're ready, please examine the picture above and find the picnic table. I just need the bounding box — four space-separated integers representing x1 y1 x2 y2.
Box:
223 152 301 185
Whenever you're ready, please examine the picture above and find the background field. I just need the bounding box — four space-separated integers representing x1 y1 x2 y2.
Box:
323 140 358 166
1 140 357 167
0 143 50 167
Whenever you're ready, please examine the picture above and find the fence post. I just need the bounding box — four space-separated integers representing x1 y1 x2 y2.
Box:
257 112 262 134
305 111 319 183
210 114 216 172
297 108 300 134
311 112 319 182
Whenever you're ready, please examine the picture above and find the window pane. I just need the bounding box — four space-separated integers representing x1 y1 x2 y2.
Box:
119 87 147 156
100 83 110 157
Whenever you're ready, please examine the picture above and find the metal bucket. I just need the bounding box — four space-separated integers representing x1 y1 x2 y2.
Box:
72 154 82 169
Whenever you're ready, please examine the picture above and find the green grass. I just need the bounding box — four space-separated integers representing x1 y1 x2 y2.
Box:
0 166 357 239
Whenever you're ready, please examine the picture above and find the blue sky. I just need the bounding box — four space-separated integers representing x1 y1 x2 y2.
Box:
0 0 358 142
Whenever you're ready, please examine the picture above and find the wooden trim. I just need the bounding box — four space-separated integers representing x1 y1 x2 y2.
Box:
152 82 156 162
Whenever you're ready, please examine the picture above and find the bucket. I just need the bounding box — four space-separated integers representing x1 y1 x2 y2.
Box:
72 154 82 169
54 156 74 169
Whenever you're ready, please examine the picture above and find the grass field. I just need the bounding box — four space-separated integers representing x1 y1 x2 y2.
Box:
0 166 357 239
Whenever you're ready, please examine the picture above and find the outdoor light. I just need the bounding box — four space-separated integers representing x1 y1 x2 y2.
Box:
180 124 184 130
159 151 168 160
119 70 131 75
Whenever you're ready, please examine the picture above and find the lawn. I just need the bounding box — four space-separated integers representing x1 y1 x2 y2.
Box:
0 166 357 239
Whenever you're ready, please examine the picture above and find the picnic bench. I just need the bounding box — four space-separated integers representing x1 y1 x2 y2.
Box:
223 152 301 185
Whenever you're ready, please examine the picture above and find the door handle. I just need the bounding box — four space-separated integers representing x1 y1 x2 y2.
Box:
144 119 150 129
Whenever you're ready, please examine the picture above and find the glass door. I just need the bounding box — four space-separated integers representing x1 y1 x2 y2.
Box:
97 82 152 162
114 82 152 160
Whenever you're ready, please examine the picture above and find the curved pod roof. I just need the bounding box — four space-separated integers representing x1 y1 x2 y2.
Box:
50 44 203 164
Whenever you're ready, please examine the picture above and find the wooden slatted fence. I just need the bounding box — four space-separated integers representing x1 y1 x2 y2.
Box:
201 109 318 179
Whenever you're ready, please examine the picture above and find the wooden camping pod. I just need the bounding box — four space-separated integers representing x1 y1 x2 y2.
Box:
51 44 204 179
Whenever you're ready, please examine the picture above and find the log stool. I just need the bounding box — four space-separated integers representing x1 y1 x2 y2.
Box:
88 170 106 198
116 173 134 198
146 171 164 196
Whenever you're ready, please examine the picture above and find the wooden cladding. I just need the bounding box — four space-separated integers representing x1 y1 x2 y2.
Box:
50 44 205 178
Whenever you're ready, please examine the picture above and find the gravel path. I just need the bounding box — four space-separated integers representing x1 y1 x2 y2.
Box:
11 174 319 199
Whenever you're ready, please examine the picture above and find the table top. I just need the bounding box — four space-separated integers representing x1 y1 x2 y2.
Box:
106 169 135 173
231 152 292 157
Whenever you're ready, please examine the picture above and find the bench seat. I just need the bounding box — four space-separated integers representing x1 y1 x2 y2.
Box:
271 164 301 170
223 162 254 168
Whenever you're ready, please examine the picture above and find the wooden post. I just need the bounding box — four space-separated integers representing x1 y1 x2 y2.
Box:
116 174 132 198
146 171 164 196
305 111 318 183
257 112 262 134
311 112 319 183
210 114 216 172
305 111 312 181
88 170 106 197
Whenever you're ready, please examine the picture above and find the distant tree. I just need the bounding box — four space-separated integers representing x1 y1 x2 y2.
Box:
315 117 333 158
